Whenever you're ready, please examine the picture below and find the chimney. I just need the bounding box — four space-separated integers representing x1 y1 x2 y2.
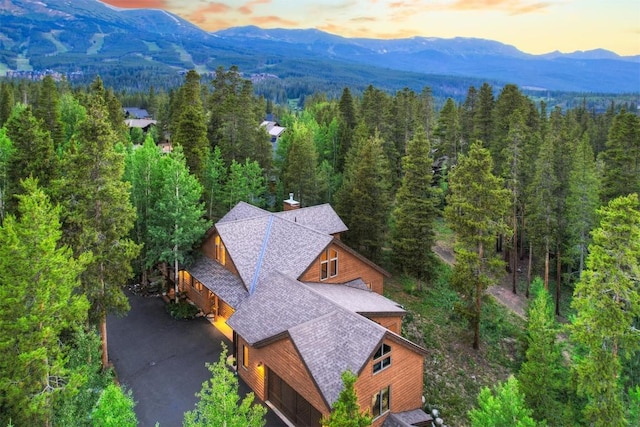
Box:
283 192 300 211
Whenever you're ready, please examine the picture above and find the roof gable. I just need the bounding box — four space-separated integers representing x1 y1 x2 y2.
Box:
274 203 348 235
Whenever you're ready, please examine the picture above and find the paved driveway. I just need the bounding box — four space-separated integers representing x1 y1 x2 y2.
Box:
108 291 287 427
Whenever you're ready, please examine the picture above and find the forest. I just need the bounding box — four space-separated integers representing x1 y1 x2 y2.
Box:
0 67 638 426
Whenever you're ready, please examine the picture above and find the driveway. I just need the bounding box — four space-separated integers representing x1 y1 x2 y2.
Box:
108 291 287 427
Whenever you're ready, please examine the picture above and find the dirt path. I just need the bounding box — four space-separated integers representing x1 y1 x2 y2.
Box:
433 242 527 319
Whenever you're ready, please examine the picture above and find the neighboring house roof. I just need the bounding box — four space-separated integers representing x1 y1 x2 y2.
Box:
125 118 157 129
123 107 150 118
260 120 286 137
188 256 249 307
302 281 406 316
274 203 348 235
383 410 433 427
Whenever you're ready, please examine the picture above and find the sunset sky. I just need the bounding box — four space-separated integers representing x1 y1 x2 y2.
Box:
101 0 640 56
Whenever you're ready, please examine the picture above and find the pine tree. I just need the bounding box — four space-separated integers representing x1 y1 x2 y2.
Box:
336 130 392 263
565 133 600 279
0 178 89 426
58 92 87 150
55 91 140 369
434 97 462 166
391 126 440 288
223 159 266 210
282 121 320 207
0 82 14 128
148 146 210 300
473 83 495 145
183 344 266 427
518 279 571 426
34 75 64 151
336 87 358 171
570 193 640 426
4 104 57 209
599 109 640 202
0 128 13 224
468 376 537 427
444 141 511 349
322 371 372 427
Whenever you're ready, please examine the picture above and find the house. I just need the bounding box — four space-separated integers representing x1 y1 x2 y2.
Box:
178 198 431 427
123 107 151 119
260 120 286 152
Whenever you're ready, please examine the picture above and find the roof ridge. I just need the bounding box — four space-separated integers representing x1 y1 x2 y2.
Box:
248 215 275 295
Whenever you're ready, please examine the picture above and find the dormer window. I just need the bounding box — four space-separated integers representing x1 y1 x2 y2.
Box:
215 235 226 265
373 343 391 373
320 248 338 280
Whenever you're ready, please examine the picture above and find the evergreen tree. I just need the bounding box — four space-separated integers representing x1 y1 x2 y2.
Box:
570 193 640 426
336 87 358 171
518 279 571 425
0 178 89 426
282 121 320 207
387 88 418 185
173 70 210 180
4 104 57 208
0 82 14 127
599 110 640 202
34 75 64 150
434 97 462 166
391 126 440 288
322 371 372 427
473 82 495 145
336 130 391 263
183 344 266 427
58 92 87 150
565 133 600 280
460 86 478 148
91 384 137 427
468 376 538 427
0 128 13 224
444 141 511 349
55 91 140 369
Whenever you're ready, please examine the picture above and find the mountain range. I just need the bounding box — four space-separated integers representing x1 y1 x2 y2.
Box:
1 0 639 95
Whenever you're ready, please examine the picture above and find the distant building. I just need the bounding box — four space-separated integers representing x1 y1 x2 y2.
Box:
123 107 151 119
260 120 286 152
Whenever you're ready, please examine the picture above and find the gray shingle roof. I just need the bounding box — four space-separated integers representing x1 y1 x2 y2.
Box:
382 409 433 427
303 282 406 316
226 272 334 345
217 201 268 224
289 309 386 406
216 214 332 291
188 256 248 307
275 203 348 235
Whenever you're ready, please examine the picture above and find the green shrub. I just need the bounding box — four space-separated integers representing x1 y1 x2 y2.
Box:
166 300 200 319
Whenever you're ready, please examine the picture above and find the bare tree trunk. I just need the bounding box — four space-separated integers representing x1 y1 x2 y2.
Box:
526 242 532 298
544 240 550 290
556 247 561 316
474 242 483 350
101 313 108 369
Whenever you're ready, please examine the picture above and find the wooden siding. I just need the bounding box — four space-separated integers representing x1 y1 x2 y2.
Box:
366 315 403 335
179 271 213 314
355 338 425 427
299 243 385 294
200 230 239 275
236 337 330 417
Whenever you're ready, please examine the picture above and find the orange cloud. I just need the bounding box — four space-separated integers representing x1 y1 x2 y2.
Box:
250 15 299 27
184 3 232 25
101 0 169 8
450 0 550 14
238 0 272 15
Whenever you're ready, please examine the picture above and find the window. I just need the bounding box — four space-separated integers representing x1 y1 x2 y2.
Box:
242 345 249 369
320 248 338 280
373 343 391 373
215 235 226 265
372 386 390 418
193 279 203 293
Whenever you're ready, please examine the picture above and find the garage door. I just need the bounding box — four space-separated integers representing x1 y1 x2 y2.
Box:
268 369 322 427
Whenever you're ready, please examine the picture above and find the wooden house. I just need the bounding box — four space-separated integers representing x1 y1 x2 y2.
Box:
179 199 431 427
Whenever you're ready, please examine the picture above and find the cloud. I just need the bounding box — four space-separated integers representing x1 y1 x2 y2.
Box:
184 2 232 25
250 15 299 27
101 0 169 8
238 0 272 15
449 0 551 14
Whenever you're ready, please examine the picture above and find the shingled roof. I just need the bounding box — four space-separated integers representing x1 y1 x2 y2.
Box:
303 282 406 316
188 256 248 308
274 203 348 235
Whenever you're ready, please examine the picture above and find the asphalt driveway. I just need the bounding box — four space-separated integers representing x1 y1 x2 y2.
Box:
108 291 287 427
